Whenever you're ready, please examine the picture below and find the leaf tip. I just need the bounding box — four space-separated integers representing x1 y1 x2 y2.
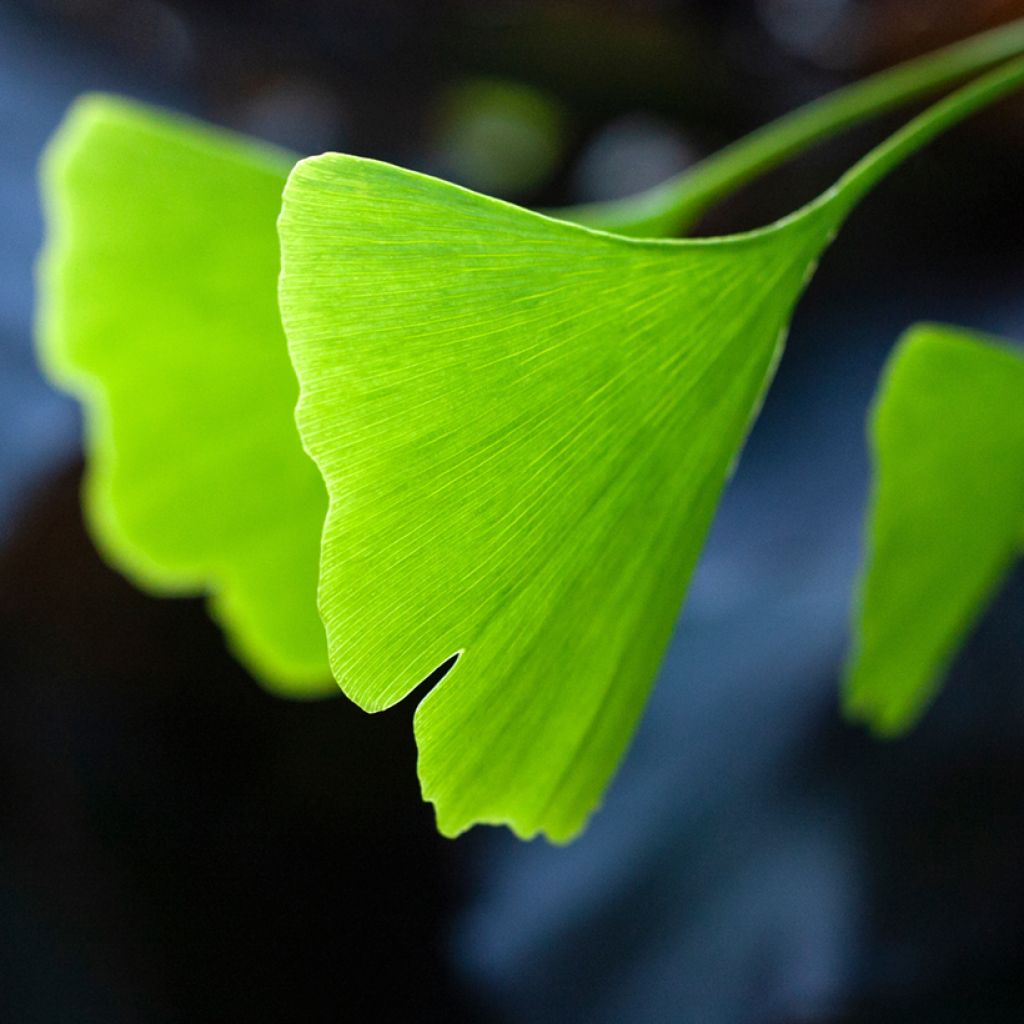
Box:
841 671 917 739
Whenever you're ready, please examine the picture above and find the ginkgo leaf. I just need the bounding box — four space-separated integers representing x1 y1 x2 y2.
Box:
37 95 334 696
280 60 1024 840
844 325 1024 735
36 20 1024 698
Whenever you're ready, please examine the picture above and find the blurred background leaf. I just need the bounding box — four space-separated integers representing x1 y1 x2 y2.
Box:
38 95 333 696
845 324 1024 734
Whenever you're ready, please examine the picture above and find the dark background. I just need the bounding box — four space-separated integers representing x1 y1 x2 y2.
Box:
1 1 1023 1021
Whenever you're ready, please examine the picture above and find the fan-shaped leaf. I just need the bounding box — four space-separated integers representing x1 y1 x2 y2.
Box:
280 61 1024 839
37 95 333 695
37 20 1024 698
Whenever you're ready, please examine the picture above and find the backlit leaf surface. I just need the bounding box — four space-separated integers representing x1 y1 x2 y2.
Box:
37 20 1024 699
38 95 333 695
844 325 1024 734
280 62 1024 839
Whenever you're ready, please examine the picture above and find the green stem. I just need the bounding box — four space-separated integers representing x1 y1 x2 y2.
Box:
823 55 1024 222
555 18 1024 237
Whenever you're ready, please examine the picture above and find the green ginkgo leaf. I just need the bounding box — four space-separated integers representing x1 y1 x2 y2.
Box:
36 20 1024 700
37 95 334 696
280 61 1024 840
844 325 1024 735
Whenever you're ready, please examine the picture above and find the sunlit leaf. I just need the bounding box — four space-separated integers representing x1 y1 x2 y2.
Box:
844 325 1024 735
280 61 1024 839
36 20 1024 699
37 95 333 696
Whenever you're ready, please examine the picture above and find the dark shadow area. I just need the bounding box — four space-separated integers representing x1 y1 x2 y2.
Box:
0 463 487 1023
420 652 462 695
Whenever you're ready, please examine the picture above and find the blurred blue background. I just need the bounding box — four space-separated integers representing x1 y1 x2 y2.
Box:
1 1 1023 1021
